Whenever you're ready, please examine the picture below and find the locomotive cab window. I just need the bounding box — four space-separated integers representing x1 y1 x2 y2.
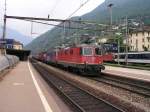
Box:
83 47 93 56
95 48 102 55
79 48 82 55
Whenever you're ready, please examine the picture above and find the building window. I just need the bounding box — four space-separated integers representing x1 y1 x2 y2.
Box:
136 39 138 50
136 33 138 36
142 45 145 49
148 45 149 49
6 44 13 49
142 38 145 42
147 37 150 42
142 32 144 36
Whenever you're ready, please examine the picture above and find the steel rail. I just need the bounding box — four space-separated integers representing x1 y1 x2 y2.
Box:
31 59 124 112
93 74 150 97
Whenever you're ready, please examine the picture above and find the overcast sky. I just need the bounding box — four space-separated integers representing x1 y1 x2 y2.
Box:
0 0 104 37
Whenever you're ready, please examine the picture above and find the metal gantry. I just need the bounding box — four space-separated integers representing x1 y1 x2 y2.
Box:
2 13 131 59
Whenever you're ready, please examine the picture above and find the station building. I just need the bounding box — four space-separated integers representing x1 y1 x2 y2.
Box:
13 41 23 50
0 39 23 50
0 39 30 61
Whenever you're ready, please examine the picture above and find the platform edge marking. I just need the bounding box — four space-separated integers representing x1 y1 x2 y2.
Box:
28 61 53 112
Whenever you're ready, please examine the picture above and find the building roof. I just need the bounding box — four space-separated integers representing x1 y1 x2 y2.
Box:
0 38 23 46
130 26 150 34
13 41 23 46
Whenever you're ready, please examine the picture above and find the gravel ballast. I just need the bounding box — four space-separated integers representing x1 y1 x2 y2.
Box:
37 61 150 112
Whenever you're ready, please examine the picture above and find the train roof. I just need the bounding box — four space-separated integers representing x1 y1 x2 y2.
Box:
114 51 150 55
52 44 101 51
76 44 101 47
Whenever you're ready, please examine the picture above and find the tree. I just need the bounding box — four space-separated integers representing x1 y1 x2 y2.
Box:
143 46 148 51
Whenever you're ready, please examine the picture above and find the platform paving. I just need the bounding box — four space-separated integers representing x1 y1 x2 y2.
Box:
0 61 72 112
103 65 150 82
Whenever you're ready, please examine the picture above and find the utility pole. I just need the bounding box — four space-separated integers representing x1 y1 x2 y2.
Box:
2 0 7 55
61 21 66 46
117 38 120 65
125 16 128 65
31 21 33 37
64 22 66 45
77 18 81 45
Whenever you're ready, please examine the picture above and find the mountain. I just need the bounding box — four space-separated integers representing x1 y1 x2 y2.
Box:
82 0 150 23
0 27 33 46
26 0 150 53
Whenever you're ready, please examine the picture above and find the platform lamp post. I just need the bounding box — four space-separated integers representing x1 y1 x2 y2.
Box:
125 16 128 65
107 3 114 54
115 32 122 65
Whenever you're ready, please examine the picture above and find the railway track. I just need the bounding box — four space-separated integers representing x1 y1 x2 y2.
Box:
94 74 150 97
31 61 124 112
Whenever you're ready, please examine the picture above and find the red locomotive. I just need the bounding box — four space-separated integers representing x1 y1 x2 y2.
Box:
35 44 113 76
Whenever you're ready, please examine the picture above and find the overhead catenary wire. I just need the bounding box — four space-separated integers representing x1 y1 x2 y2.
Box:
5 15 108 26
5 15 111 37
23 19 106 32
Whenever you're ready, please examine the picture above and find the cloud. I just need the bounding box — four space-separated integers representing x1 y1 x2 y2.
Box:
0 0 104 37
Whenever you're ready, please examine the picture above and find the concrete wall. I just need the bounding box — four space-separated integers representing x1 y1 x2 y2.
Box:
0 55 19 72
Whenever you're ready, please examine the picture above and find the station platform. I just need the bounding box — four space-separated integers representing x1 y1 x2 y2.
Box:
0 61 72 112
102 65 150 82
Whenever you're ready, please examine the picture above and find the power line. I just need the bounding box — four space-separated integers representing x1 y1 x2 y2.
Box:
50 0 62 17
4 0 7 14
66 0 91 19
23 19 103 32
